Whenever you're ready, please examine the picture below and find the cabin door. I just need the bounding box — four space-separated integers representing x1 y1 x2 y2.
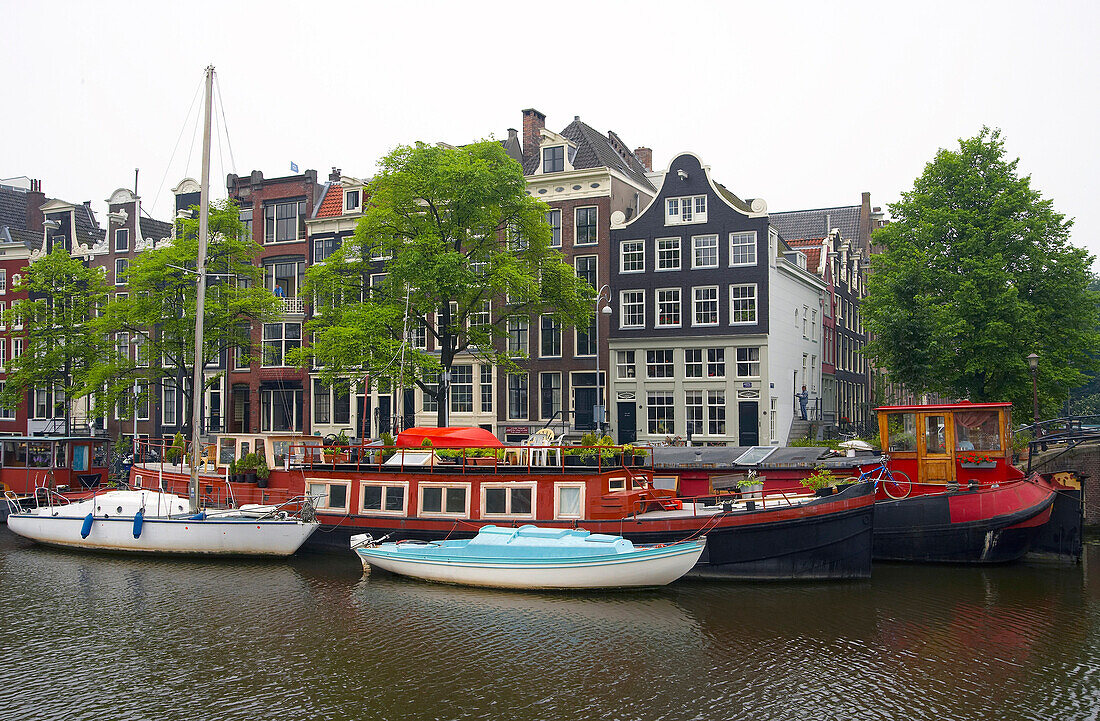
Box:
738 401 759 446
617 402 636 444
917 412 954 485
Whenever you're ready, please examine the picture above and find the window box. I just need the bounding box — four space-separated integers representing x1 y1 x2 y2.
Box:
960 461 997 469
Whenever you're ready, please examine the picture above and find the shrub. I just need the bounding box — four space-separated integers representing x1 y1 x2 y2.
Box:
800 465 837 491
166 432 185 465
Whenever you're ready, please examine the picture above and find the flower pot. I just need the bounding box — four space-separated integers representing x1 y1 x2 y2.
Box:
737 483 764 501
961 462 996 469
814 487 834 497
257 477 269 489
243 472 257 484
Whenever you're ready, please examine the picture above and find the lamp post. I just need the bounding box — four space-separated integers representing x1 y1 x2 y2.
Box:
1027 352 1040 429
593 285 613 436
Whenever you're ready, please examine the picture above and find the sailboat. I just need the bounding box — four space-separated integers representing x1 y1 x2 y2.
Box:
5 66 319 556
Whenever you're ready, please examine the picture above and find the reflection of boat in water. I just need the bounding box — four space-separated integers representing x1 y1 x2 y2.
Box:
352 524 706 589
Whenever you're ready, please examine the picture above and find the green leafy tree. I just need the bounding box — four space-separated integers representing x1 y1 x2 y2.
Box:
864 127 1099 418
89 199 279 434
298 140 595 427
0 246 112 433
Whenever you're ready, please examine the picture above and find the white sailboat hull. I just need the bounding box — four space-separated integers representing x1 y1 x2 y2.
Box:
7 513 317 556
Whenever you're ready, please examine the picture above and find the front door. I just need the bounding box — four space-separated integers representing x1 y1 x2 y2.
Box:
738 401 759 446
617 402 636 444
402 390 416 432
918 412 954 484
377 396 392 436
574 387 596 431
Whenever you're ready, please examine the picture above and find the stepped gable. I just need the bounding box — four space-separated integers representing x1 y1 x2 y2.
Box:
770 205 860 243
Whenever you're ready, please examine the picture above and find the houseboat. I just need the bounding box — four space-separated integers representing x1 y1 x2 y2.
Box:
0 435 112 520
128 428 876 580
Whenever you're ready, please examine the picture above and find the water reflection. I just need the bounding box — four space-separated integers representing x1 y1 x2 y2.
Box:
0 529 1096 721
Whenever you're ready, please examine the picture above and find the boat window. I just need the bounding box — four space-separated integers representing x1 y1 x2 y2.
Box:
219 437 236 464
92 443 107 468
308 480 349 511
419 484 469 516
3 441 26 468
360 483 407 515
255 439 266 463
653 476 678 491
72 445 89 472
272 441 292 468
555 484 584 518
924 416 947 454
482 484 535 518
609 477 626 491
954 410 1001 451
54 443 67 468
886 413 917 452
240 441 250 458
733 446 778 465
28 442 51 468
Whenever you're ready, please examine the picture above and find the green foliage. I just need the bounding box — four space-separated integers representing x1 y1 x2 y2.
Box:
296 140 596 425
801 466 838 491
435 447 505 460
88 199 279 427
565 433 618 462
166 432 185 465
864 127 1099 420
380 432 395 460
0 246 112 424
334 431 350 446
228 459 237 475
255 455 270 481
235 452 259 472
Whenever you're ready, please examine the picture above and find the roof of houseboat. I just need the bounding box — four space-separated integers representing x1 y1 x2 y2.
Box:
874 401 1012 413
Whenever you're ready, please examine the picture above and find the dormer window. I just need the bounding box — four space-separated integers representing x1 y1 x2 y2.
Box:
344 189 361 213
542 146 564 173
666 195 707 225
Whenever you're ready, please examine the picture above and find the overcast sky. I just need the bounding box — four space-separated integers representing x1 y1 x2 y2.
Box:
4 1 1097 267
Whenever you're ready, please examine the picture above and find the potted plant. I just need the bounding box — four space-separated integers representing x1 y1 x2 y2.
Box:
801 465 838 497
228 458 238 483
380 432 395 462
736 473 765 500
166 432 185 466
623 445 649 467
255 456 271 488
237 453 258 483
566 433 619 466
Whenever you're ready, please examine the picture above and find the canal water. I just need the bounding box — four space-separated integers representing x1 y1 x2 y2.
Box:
1 530 1097 721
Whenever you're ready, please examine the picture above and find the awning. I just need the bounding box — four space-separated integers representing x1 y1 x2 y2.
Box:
396 427 504 449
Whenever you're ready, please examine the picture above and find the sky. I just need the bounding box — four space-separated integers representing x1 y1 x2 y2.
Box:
3 1 1098 266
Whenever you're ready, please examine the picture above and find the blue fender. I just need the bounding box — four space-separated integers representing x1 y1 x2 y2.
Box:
133 509 144 539
80 513 94 539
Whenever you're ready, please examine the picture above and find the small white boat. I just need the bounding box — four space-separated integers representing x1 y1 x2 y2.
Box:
351 525 706 590
6 490 317 557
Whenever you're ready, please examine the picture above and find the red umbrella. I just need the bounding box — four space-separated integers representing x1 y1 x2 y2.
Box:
395 427 504 449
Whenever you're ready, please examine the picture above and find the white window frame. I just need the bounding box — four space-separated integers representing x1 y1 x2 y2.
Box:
114 258 128 286
554 482 586 519
684 348 702 378
665 195 707 225
646 349 674 379
692 286 718 327
620 240 645 273
546 209 562 247
344 188 361 213
729 284 758 325
115 228 129 252
656 288 681 328
616 350 636 380
574 206 598 246
359 480 409 516
539 314 562 359
685 390 703 436
728 231 757 267
418 482 471 518
736 347 761 378
691 234 718 269
619 290 645 329
647 391 675 435
656 237 681 271
481 481 537 520
307 479 351 512
707 390 726 435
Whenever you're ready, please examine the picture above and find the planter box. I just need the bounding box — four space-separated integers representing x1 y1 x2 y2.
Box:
737 483 764 501
961 462 997 469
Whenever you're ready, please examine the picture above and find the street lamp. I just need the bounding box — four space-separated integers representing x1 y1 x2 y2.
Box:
1027 352 1040 428
593 285 613 436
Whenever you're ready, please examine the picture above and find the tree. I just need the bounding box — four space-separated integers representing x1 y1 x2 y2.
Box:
299 140 595 427
864 127 1100 418
0 246 112 433
89 199 279 435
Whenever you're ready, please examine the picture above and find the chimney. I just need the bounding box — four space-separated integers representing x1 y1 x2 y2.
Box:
634 147 653 172
329 167 342 183
25 179 45 231
521 108 546 165
507 128 518 142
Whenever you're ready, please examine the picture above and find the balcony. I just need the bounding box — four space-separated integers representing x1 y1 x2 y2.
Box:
280 297 305 315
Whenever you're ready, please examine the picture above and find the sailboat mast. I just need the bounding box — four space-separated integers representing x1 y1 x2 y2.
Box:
189 65 214 513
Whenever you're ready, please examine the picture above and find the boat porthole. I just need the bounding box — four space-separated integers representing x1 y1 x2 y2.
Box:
116 506 123 514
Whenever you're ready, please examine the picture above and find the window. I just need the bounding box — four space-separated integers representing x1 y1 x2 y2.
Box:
480 366 493 412
508 374 528 419
666 195 707 225
574 255 597 289
811 310 817 341
163 379 178 426
422 376 438 413
314 236 341 262
539 315 561 358
309 480 350 512
261 388 303 432
555 483 585 519
693 286 718 326
685 391 703 436
450 365 473 413
575 317 596 357
685 349 702 378
729 231 757 266
264 199 307 243
408 318 428 350
803 305 809 338
12 338 22 359
575 207 597 245
115 228 129 252
646 349 674 378
0 270 6 293
262 322 301 366
547 209 561 247
470 301 491 335
543 146 564 173
0 339 5 369
620 290 645 329
730 284 758 324
647 392 675 434
507 317 529 355
656 288 681 327
344 189 361 212
657 237 681 271
483 483 535 518
692 235 718 269
420 483 469 516
239 207 253 240
620 240 645 273
115 258 128 285
313 382 333 426
361 482 407 515
0 382 13 419
736 347 761 377
707 348 725 378
708 390 726 435
265 261 302 300
616 350 636 379
540 372 561 420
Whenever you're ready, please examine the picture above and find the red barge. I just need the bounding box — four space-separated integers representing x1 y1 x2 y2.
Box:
115 430 875 581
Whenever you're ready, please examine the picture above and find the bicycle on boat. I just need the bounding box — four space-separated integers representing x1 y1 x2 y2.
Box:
842 454 912 499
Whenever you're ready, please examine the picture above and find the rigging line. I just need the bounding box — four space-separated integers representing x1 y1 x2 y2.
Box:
213 73 237 176
182 93 202 195
151 75 205 217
